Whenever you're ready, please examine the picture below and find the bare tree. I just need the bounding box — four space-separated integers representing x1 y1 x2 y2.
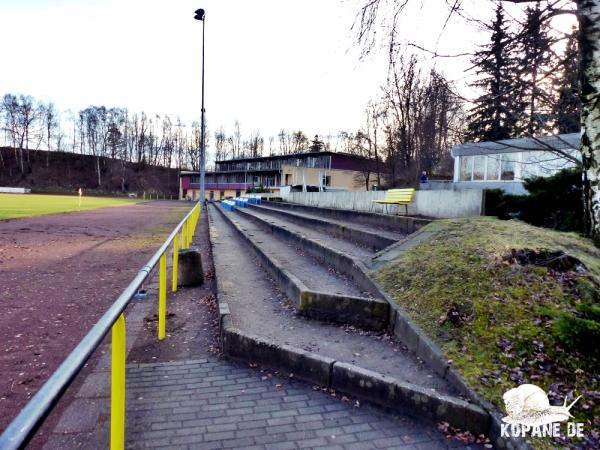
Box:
1 94 38 174
187 121 201 171
232 120 242 158
214 126 227 162
278 129 292 154
39 101 58 167
249 130 264 157
366 100 384 185
2 94 21 172
268 135 275 155
79 106 103 186
350 130 374 190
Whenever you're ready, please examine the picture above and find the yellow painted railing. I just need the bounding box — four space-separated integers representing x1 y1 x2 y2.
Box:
110 202 200 447
110 314 126 450
0 202 202 450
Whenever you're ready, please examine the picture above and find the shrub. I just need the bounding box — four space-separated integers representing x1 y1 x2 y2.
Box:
246 185 270 193
551 277 600 355
552 313 600 355
484 168 584 233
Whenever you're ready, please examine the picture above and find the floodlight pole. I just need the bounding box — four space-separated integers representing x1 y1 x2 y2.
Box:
194 8 206 207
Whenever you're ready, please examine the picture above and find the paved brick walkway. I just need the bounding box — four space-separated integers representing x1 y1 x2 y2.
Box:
125 358 482 450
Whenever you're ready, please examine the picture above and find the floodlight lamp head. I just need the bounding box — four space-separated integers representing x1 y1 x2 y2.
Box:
194 8 205 20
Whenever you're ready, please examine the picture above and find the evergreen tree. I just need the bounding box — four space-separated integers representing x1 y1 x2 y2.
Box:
308 135 325 152
465 4 521 142
515 2 555 135
552 28 580 134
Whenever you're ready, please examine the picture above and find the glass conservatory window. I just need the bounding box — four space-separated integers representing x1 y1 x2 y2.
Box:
473 155 486 181
501 154 516 180
486 155 501 180
459 156 473 181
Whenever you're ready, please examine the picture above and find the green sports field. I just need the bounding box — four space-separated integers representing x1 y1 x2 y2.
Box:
0 194 141 219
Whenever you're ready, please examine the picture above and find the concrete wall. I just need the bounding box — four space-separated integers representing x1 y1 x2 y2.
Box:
453 181 527 195
420 180 528 195
280 189 483 218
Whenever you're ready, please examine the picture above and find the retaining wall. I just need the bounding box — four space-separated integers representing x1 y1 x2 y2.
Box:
280 189 484 218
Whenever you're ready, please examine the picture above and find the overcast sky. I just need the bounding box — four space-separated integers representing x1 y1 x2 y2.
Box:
0 0 575 143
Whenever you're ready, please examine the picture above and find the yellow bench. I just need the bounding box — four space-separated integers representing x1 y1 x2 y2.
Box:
371 188 415 215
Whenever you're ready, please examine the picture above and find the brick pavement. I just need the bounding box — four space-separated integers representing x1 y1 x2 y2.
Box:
125 358 483 450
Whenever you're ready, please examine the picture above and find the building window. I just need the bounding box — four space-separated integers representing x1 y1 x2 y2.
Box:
236 190 241 197
285 174 291 185
486 155 501 181
209 191 214 200
459 156 473 181
220 191 225 199
473 156 486 181
501 154 515 180
321 175 331 187
521 151 540 178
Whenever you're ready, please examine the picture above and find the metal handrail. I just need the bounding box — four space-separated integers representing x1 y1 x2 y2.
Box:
0 203 201 450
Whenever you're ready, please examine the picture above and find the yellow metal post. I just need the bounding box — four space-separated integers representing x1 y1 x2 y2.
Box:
172 235 179 293
190 206 199 239
194 206 200 233
182 222 188 249
110 314 126 450
158 253 167 340
186 219 190 247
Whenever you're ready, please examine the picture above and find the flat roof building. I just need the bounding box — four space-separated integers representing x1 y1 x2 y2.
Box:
441 133 580 195
179 151 379 200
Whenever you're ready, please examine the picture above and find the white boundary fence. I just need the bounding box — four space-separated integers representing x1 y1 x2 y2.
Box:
280 189 484 218
0 187 31 194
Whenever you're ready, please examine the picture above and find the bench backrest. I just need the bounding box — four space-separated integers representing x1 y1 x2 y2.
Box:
383 188 415 203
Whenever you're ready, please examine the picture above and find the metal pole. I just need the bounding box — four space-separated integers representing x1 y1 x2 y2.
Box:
199 15 206 207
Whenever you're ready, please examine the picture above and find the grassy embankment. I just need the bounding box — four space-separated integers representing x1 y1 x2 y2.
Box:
374 217 600 449
0 193 141 219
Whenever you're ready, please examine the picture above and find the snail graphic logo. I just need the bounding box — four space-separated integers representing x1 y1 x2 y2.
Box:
501 384 584 438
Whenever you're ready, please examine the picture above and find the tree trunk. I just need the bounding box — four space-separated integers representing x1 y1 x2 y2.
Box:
121 159 126 192
578 0 600 241
96 156 102 187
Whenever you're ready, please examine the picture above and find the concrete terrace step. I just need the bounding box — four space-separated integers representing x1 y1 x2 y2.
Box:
208 203 453 394
239 205 375 262
263 200 431 235
220 207 373 299
249 203 403 252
